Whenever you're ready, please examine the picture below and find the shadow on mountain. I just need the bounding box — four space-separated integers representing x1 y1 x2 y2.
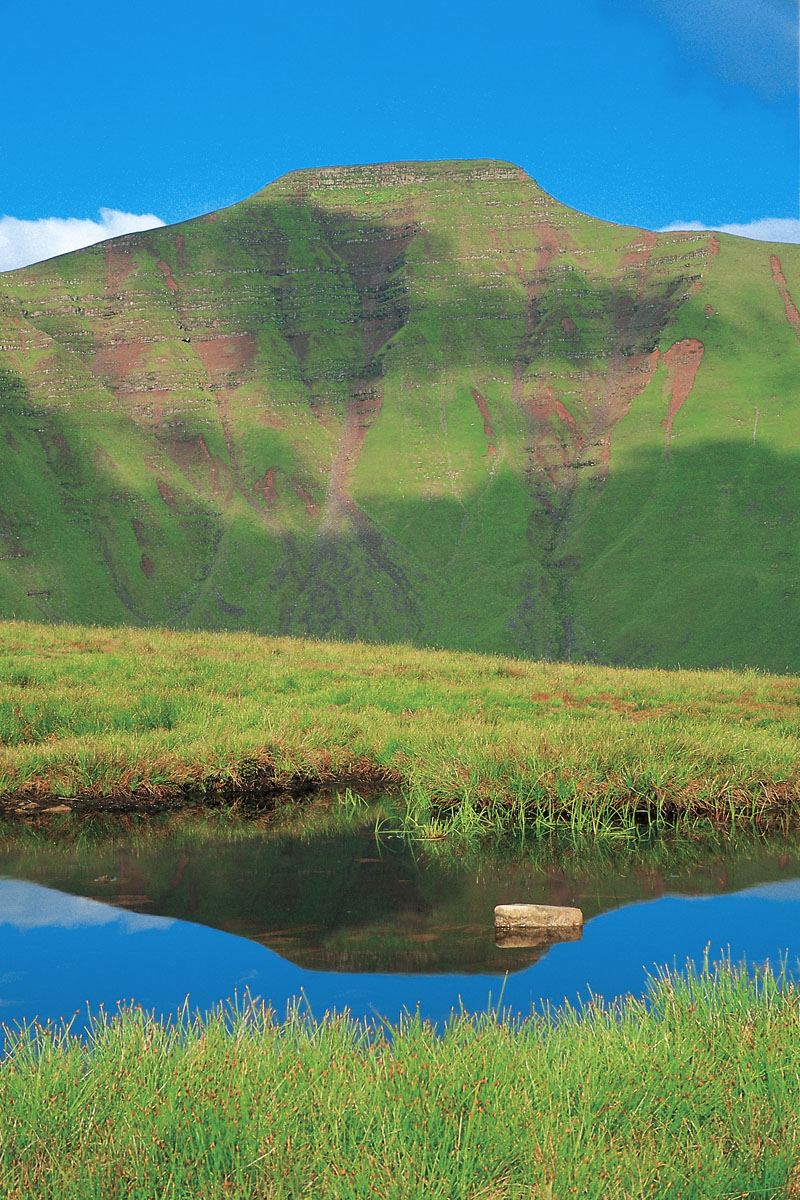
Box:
207 186 709 381
197 437 800 674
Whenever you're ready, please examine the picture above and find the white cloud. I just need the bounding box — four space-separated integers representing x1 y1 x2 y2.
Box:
659 217 800 245
0 208 166 273
650 0 798 101
601 0 799 101
0 880 173 932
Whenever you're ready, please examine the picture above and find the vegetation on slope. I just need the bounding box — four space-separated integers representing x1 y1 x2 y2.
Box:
2 961 798 1198
0 161 798 669
2 622 799 828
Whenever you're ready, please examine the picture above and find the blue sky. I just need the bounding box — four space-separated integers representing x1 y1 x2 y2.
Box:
0 0 797 269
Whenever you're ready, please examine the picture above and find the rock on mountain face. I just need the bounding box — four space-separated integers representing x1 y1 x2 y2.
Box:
0 159 798 669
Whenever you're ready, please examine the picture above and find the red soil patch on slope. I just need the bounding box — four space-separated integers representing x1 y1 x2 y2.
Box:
139 554 154 578
554 400 579 433
294 483 319 518
620 231 658 265
529 222 564 280
254 469 318 519
521 385 590 484
104 244 136 293
194 333 257 379
770 255 800 340
157 261 178 294
131 519 147 547
523 384 558 424
157 479 177 507
619 231 658 299
661 339 704 457
323 384 384 527
470 388 497 455
166 434 221 492
90 342 148 387
255 468 278 506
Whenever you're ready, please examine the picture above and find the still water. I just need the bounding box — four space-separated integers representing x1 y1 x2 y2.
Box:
1 806 800 1029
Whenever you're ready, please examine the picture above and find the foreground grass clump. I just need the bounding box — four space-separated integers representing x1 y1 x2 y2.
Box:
1 620 799 828
2 962 798 1199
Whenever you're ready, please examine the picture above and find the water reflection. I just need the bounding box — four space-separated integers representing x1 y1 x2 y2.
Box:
1 808 799 1028
494 927 583 950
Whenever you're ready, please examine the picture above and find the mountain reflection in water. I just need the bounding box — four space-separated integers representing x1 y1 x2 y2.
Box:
2 808 800 983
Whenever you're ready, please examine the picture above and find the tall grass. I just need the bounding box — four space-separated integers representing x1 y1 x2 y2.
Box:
1 620 799 832
1 959 798 1198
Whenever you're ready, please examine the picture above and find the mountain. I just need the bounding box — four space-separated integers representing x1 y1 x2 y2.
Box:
0 159 798 670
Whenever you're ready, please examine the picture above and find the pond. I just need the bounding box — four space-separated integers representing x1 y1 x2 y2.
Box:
1 801 800 1031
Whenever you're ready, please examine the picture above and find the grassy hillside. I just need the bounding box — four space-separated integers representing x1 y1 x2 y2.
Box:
1 622 799 827
0 160 798 669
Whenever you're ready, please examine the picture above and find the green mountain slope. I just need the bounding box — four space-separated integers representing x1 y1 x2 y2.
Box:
0 159 798 669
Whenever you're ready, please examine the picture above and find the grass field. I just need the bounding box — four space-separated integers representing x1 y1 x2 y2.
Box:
2 621 799 831
1 959 798 1198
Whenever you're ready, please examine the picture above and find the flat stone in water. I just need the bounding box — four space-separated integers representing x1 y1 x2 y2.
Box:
494 902 583 930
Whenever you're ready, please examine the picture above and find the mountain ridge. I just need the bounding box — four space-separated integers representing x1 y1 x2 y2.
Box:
0 158 798 669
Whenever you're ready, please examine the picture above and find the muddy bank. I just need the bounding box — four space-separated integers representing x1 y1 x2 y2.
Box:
3 776 800 834
0 764 402 820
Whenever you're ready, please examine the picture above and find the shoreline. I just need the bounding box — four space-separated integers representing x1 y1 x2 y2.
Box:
0 766 401 820
2 773 799 831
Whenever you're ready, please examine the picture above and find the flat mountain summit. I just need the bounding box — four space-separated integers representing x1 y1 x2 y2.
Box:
0 159 798 669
